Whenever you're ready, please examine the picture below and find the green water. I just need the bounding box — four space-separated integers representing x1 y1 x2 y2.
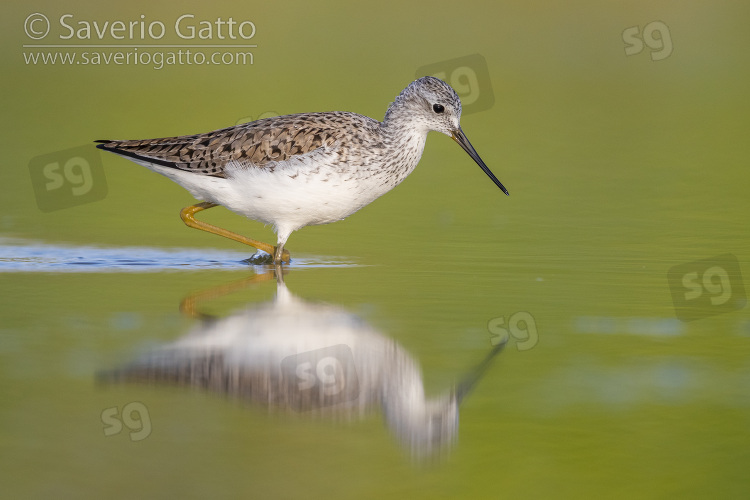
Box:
2 0 749 498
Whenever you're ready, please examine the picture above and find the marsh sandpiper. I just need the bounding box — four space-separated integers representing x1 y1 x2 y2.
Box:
96 76 509 264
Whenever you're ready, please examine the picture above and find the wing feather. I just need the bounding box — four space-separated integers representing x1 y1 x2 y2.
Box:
96 112 376 178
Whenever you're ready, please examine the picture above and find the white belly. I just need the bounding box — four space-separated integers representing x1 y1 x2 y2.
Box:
129 132 426 242
144 158 391 234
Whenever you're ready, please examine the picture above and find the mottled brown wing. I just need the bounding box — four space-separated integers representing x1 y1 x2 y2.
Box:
96 112 352 178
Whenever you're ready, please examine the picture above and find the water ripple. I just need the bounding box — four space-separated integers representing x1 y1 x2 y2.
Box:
0 239 358 273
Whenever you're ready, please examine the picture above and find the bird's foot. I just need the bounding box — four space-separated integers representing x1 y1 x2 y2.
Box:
242 250 276 265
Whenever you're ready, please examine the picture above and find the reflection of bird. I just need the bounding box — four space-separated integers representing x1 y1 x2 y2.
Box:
96 76 509 264
100 275 505 459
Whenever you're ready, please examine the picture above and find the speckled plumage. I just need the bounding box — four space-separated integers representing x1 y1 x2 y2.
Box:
96 76 508 262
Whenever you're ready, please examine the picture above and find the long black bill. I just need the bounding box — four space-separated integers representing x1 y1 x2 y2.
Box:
451 127 509 196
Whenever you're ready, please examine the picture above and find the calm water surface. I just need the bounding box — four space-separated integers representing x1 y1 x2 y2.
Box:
1 215 747 498
2 1 749 497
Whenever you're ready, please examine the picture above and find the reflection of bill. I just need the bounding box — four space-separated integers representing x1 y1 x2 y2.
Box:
100 272 505 459
488 311 538 351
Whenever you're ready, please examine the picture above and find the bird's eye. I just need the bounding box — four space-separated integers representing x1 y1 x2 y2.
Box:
432 103 445 114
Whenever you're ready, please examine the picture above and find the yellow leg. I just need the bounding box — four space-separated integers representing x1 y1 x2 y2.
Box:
179 202 290 263
179 270 278 318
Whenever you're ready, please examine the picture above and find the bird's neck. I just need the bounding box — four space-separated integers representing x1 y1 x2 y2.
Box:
380 107 429 171
371 123 426 188
382 96 430 139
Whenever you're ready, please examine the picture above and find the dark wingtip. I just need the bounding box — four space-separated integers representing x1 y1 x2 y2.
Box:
93 140 181 169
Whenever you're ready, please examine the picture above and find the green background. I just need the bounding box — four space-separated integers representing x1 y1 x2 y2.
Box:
2 0 749 498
